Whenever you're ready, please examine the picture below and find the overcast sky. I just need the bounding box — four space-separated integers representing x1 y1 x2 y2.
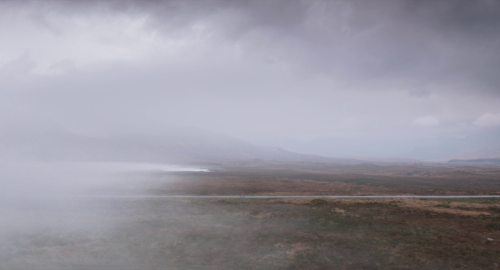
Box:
1 0 500 157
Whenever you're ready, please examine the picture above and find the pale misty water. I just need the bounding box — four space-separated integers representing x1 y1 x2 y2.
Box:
0 161 208 197
78 162 209 173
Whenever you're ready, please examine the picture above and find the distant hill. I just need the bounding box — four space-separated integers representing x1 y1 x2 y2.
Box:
408 128 500 161
266 127 500 161
0 126 362 164
449 158 500 163
356 157 421 163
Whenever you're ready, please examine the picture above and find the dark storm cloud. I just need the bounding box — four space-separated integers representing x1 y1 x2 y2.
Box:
156 1 495 95
108 0 500 95
7 0 500 95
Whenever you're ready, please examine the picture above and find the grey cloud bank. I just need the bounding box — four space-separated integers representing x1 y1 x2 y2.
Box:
1 0 500 160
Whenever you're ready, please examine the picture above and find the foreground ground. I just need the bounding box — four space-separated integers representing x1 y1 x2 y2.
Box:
1 161 500 269
1 197 499 270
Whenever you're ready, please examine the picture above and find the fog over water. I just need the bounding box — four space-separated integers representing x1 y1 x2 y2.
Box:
0 160 207 197
0 160 210 269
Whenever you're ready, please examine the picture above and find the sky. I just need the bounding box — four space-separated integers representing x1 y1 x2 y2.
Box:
1 0 500 158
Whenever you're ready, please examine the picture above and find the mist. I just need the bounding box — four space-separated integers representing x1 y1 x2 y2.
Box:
1 1 500 269
0 157 212 269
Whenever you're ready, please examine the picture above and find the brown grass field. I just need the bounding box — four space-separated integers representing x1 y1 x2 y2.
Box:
1 161 500 269
128 161 500 196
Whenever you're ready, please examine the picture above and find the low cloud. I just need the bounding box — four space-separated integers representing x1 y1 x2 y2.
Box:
474 113 500 127
1 0 500 157
338 117 362 129
413 116 439 127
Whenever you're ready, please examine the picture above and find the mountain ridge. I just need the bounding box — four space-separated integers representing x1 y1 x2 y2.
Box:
0 126 362 164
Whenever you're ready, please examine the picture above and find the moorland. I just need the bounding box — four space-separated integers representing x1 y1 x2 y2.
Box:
1 160 500 270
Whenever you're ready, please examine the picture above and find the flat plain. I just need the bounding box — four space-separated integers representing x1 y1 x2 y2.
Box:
1 161 500 270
